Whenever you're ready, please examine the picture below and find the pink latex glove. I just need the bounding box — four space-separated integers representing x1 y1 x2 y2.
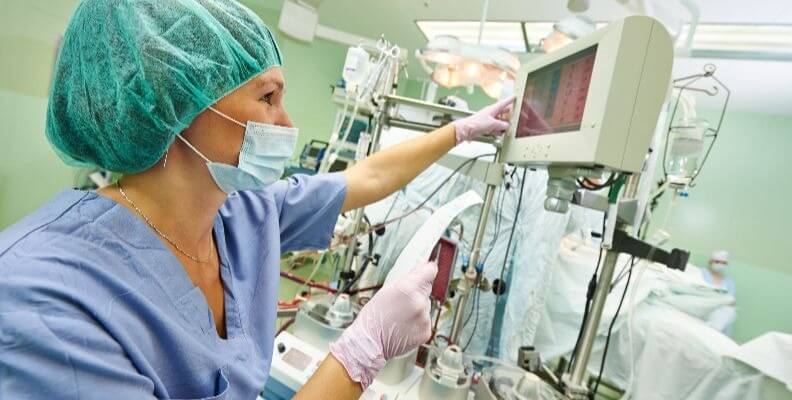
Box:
329 261 438 389
452 95 516 143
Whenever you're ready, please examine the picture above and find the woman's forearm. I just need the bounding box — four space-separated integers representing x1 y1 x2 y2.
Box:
341 124 456 211
293 354 363 400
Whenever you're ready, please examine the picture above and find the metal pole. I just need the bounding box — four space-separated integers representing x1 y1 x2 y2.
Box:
449 151 501 344
568 249 620 389
449 183 497 344
339 71 394 288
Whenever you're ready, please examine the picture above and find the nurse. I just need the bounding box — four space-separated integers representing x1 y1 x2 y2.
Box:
0 0 513 399
701 250 737 336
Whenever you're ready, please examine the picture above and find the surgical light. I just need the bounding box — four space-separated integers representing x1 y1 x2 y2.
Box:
540 16 597 53
416 35 520 99
567 0 590 13
415 0 521 99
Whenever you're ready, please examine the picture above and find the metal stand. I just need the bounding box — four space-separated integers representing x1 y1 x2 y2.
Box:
564 248 619 398
336 94 479 291
337 59 399 291
563 218 690 398
449 168 499 344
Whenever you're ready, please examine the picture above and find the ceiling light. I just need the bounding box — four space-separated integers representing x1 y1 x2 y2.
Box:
416 35 520 98
539 16 597 53
679 24 792 58
416 21 527 52
567 0 590 13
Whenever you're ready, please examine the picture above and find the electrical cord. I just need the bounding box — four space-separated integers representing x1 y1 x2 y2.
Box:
591 257 636 398
459 280 480 332
462 280 483 351
360 153 497 236
567 213 607 373
482 185 506 266
460 173 510 350
496 167 528 292
577 173 618 191
459 170 518 351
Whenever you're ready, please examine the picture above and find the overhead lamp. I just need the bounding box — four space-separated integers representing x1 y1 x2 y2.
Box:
567 0 590 13
540 16 597 53
678 23 792 60
415 0 521 99
416 35 520 99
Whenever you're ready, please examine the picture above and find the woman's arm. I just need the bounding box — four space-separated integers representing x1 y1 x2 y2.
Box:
293 354 362 399
341 124 456 212
341 97 514 212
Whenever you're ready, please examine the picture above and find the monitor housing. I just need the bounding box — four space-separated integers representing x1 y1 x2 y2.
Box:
502 15 673 174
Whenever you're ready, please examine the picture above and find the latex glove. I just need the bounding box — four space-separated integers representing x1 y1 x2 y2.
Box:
452 95 516 143
329 261 438 389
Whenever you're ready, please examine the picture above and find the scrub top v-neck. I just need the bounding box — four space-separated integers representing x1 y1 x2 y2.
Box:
0 173 347 400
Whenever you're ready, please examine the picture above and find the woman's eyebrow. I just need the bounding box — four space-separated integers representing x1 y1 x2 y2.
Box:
257 78 284 91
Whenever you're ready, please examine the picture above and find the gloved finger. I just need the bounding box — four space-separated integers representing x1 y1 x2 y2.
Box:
486 95 516 117
489 119 510 134
407 261 438 297
496 104 514 121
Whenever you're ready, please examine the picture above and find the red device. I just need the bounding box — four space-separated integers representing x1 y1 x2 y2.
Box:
428 237 458 304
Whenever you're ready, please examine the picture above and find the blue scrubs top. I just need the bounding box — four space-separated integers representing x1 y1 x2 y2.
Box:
0 173 346 399
701 268 736 297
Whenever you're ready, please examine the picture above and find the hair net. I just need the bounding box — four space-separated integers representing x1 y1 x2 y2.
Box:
46 0 283 173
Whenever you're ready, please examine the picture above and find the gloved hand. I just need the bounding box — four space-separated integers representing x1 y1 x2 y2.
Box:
452 95 516 143
329 261 438 389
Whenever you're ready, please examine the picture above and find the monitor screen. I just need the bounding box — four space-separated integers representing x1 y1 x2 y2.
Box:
515 45 597 138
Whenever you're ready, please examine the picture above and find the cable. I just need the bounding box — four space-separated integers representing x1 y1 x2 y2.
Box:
459 283 479 333
294 251 327 296
429 300 443 344
462 281 483 351
496 167 528 290
482 185 506 266
577 173 618 191
592 257 636 398
360 153 497 236
567 213 607 373
340 257 370 294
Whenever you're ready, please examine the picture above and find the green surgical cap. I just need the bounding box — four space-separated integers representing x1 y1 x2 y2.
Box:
46 0 283 173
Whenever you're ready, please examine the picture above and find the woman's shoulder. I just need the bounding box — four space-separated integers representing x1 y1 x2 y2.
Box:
0 190 90 252
0 190 156 311
0 189 129 271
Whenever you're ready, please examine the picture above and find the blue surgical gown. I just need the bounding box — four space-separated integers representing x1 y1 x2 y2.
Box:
0 173 347 399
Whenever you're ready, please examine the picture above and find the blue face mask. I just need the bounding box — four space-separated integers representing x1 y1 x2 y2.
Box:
710 263 727 274
176 107 298 193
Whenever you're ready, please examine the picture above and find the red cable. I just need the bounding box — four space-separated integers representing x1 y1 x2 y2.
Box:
279 270 338 294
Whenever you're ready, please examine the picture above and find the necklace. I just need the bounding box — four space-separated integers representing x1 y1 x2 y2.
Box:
117 181 212 264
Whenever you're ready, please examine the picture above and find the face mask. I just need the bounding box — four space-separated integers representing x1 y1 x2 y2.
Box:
710 263 727 274
177 107 298 193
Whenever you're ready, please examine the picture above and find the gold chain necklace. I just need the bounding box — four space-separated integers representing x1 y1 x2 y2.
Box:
117 181 212 264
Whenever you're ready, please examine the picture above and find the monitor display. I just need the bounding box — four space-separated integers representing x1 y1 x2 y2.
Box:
515 45 597 138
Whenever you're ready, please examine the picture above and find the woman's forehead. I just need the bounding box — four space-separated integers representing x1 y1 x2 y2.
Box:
253 68 285 89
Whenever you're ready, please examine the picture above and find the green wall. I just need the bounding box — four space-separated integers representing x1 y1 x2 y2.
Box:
649 110 792 342
0 0 79 227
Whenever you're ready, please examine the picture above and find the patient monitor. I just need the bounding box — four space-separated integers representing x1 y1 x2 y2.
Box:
501 16 673 212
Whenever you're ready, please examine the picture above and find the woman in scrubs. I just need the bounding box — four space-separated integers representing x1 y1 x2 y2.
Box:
0 0 513 399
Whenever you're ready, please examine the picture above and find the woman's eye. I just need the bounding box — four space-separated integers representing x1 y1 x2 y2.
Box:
261 93 274 104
